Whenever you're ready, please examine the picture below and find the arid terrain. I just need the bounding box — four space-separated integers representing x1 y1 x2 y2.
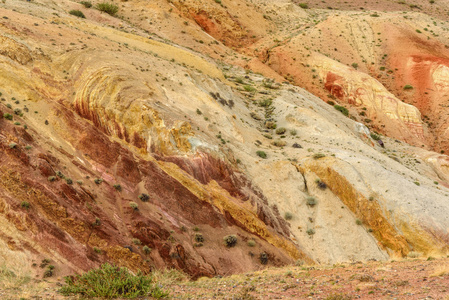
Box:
1 0 449 298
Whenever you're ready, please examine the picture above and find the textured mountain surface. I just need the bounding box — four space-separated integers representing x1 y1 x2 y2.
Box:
1 0 449 287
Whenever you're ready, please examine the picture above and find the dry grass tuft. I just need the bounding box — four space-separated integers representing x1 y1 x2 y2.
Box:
430 264 449 277
151 268 189 285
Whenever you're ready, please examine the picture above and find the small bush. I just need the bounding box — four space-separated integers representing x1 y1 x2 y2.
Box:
56 171 65 178
132 238 142 245
21 201 30 209
59 263 168 298
298 3 308 9
306 196 317 207
272 140 286 147
66 178 73 184
275 127 287 135
355 219 363 225
259 252 268 265
80 1 92 8
243 85 256 92
256 151 267 159
334 104 349 116
313 153 325 159
129 202 138 211
96 2 119 16
235 77 244 84
43 268 54 278
370 132 380 140
259 99 272 107
284 212 293 220
113 184 122 191
139 193 150 202
93 218 101 226
48 176 57 182
351 63 358 69
223 235 237 247
94 178 103 184
143 246 152 254
193 226 200 232
3 113 12 120
194 233 204 243
69 10 86 18
306 228 315 235
403 84 414 90
8 143 17 149
247 240 256 247
316 179 327 190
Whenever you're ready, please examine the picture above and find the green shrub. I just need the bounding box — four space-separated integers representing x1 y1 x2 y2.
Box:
93 218 101 226
316 179 327 190
312 153 325 159
69 10 86 18
256 151 267 159
334 104 349 116
194 233 204 243
113 184 122 191
80 1 92 8
48 176 57 182
129 202 138 211
298 3 308 9
139 193 150 202
351 63 358 69
223 235 237 247
21 201 30 209
66 178 73 184
284 212 293 220
243 85 256 92
94 178 103 184
235 77 244 84
275 127 286 135
306 196 317 207
259 99 272 107
247 240 256 247
306 228 315 235
59 263 168 298
132 238 142 245
96 3 119 16
355 219 363 225
370 132 380 140
403 84 414 90
8 143 17 149
259 252 268 264
3 113 12 120
143 246 152 254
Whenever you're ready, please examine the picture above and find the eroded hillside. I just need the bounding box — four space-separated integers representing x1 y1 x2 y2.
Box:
1 0 449 293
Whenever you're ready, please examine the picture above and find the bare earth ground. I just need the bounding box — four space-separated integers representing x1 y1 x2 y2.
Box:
168 258 449 299
0 257 449 299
